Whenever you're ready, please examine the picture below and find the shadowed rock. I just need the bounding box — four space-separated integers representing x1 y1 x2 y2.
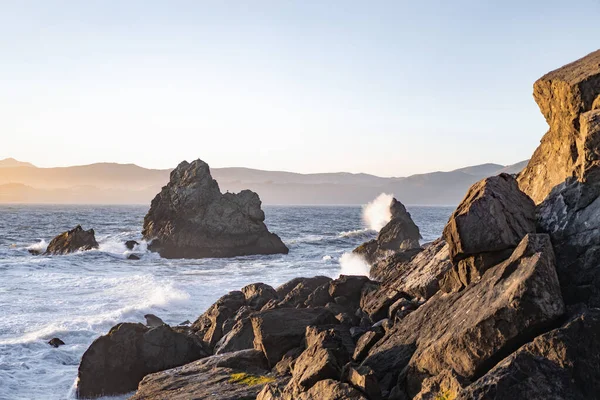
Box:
142 159 288 258
44 225 99 255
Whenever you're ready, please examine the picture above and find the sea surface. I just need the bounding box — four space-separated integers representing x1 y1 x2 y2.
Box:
0 204 454 400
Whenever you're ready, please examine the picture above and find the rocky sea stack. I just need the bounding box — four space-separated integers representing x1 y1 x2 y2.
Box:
142 159 288 259
75 51 600 399
44 225 99 255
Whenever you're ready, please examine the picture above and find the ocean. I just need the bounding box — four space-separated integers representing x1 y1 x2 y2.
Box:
0 204 454 400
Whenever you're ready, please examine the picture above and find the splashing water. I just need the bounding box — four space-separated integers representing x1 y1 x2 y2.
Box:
362 193 394 231
338 252 371 276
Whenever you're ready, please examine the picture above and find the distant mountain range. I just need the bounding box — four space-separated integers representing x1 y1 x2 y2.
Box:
0 158 529 205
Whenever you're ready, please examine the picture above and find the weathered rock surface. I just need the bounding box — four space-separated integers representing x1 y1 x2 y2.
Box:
518 49 600 204
354 198 421 263
251 307 339 366
44 225 99 255
537 179 600 306
277 276 332 308
144 314 165 328
443 173 536 290
191 290 246 350
76 323 206 398
142 159 288 258
130 349 277 400
242 282 278 310
458 308 600 400
258 378 368 400
362 234 564 396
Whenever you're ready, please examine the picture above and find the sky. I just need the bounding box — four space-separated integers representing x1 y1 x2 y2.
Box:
1 1 599 177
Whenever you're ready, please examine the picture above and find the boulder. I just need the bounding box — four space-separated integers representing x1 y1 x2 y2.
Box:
191 290 246 350
241 282 278 310
48 338 65 348
76 323 207 398
125 240 139 250
353 329 384 362
251 307 339 366
44 225 99 255
458 308 600 399
277 276 332 308
127 254 141 260
518 49 600 204
129 349 278 400
144 314 165 328
328 275 371 308
537 179 600 306
215 317 255 355
142 159 288 258
354 198 422 263
300 379 368 400
442 174 536 289
362 234 565 396
342 365 382 400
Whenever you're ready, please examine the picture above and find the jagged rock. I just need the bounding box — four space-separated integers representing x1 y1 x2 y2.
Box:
369 248 426 283
300 379 368 400
44 225 99 255
304 283 333 307
142 159 288 258
144 314 165 328
328 275 371 308
442 174 536 290
518 49 600 204
48 338 65 348
537 179 600 306
241 282 278 310
354 198 422 263
353 329 384 362
129 349 277 400
413 369 469 400
273 347 304 376
362 234 565 396
125 240 138 250
277 276 332 308
191 290 245 350
76 323 207 398
342 365 382 400
215 317 255 355
251 307 339 366
458 308 600 399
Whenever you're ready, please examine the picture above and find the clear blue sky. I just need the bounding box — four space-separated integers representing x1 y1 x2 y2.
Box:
1 1 599 176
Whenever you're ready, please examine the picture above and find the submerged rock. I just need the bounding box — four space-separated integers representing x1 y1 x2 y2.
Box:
125 240 139 250
518 49 600 204
76 323 207 399
48 338 65 348
354 198 421 264
142 159 288 259
44 225 99 255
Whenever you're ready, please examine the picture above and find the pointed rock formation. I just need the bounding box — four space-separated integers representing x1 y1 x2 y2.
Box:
44 225 99 255
518 49 600 204
142 159 288 258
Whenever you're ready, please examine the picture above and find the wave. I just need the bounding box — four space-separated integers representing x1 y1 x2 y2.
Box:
338 228 373 239
362 193 394 231
26 239 48 253
338 252 370 277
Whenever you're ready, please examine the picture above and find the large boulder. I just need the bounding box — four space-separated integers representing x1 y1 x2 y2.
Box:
457 308 600 400
518 49 600 204
537 179 600 306
251 307 339 366
442 173 536 290
129 349 279 400
191 290 246 350
44 225 99 255
277 276 332 308
362 234 565 396
76 323 207 398
354 198 422 264
142 159 288 258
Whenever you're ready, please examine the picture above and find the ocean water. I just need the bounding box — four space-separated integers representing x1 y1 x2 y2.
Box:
0 204 454 400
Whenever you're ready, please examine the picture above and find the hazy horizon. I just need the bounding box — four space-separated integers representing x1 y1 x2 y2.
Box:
2 1 600 176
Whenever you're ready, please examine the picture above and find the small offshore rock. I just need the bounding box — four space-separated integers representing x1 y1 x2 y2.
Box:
125 240 139 250
48 338 65 348
44 225 99 255
127 254 141 260
144 314 166 328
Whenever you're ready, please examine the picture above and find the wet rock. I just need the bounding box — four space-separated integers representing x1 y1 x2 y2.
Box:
144 314 165 328
241 282 278 310
48 338 65 348
362 234 565 396
125 240 138 250
130 349 277 400
76 323 207 398
28 248 42 255
142 159 288 258
127 254 141 260
442 174 536 290
518 49 600 203
251 307 339 366
328 275 371 308
354 198 422 264
44 225 99 255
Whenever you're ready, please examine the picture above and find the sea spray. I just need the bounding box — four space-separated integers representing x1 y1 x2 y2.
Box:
362 193 394 231
338 252 371 276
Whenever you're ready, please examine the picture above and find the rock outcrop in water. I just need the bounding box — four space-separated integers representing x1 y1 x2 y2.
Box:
76 51 600 400
44 225 99 255
142 159 288 259
354 197 421 264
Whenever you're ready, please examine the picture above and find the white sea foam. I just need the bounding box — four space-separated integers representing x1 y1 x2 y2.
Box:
362 193 394 231
26 239 48 253
338 228 372 238
338 252 371 277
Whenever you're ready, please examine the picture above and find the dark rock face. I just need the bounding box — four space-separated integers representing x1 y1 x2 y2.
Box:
76 323 207 398
362 234 564 396
48 338 65 348
242 282 278 310
537 179 600 306
458 309 600 400
443 174 536 290
354 198 421 264
142 159 288 258
277 276 332 308
130 349 278 400
125 240 138 250
44 225 99 255
191 290 246 349
144 314 165 328
518 49 600 204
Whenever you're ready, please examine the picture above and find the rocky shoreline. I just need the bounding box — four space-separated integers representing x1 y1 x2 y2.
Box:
68 49 600 399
